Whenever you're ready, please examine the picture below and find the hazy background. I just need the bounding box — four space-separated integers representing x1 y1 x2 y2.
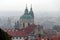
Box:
0 0 60 17
0 0 60 29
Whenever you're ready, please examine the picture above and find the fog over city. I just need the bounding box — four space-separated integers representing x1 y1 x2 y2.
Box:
0 0 60 29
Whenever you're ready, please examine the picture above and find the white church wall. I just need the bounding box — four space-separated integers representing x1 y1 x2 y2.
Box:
25 22 28 28
20 18 34 29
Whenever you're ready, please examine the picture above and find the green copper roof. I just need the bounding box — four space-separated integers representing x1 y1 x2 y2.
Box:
20 5 34 19
20 15 32 19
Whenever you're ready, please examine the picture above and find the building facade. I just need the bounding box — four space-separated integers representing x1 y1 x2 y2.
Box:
20 5 34 29
5 5 44 40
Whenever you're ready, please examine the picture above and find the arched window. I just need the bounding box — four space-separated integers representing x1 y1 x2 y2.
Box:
23 23 25 27
28 23 30 26
20 37 21 39
16 37 18 39
38 34 41 37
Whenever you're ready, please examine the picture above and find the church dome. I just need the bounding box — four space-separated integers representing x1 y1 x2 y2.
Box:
20 15 32 19
20 5 34 20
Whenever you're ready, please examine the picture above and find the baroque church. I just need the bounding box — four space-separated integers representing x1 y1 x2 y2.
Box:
15 5 34 29
5 5 44 40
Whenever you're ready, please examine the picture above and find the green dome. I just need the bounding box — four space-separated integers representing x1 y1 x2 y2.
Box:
20 15 32 19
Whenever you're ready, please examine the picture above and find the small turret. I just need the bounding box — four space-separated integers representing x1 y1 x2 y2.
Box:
14 21 19 29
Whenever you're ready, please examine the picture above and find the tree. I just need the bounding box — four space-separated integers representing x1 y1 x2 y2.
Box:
0 28 11 40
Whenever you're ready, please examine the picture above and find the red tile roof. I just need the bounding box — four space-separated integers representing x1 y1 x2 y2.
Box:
6 24 36 37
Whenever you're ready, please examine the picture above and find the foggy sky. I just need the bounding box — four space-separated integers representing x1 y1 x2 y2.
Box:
0 0 60 17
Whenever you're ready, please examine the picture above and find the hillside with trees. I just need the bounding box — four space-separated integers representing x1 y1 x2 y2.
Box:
0 28 11 40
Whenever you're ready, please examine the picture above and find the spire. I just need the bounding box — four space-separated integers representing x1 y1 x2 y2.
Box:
30 4 32 11
29 4 34 18
26 4 27 9
24 4 28 15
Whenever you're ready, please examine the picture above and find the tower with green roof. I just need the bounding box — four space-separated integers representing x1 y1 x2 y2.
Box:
20 4 34 29
29 4 34 18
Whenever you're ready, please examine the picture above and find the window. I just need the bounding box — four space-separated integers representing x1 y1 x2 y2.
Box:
16 37 18 39
12 37 14 39
23 23 25 27
28 23 30 26
20 37 21 39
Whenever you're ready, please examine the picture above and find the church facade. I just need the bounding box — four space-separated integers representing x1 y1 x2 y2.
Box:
15 5 34 29
5 5 44 40
19 5 34 29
